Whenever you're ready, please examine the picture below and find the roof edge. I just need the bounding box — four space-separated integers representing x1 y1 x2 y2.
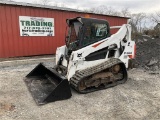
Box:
0 0 130 19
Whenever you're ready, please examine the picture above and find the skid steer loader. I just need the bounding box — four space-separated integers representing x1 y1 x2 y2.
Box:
24 17 136 105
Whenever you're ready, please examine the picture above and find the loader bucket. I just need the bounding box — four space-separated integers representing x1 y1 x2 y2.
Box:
24 63 72 105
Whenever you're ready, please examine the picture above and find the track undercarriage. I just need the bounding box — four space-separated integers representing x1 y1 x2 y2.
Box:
70 58 127 93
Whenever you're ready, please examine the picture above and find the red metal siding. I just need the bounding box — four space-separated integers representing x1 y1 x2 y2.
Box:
0 5 2 58
0 4 128 58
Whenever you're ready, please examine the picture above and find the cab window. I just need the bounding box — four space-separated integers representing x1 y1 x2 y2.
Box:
82 23 108 47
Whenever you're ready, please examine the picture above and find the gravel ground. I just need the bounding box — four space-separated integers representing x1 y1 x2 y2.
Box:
0 61 160 120
135 37 160 71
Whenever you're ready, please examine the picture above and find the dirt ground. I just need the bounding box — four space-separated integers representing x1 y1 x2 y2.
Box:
0 60 160 120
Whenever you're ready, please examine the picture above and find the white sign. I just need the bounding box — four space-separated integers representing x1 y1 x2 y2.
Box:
19 16 54 36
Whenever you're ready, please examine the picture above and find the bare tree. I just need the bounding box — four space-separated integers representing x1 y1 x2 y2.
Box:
40 0 51 5
129 13 146 33
105 6 120 16
87 5 146 35
89 5 106 14
151 11 160 23
88 6 132 17
32 0 51 5
89 5 120 16
121 8 130 17
149 12 160 37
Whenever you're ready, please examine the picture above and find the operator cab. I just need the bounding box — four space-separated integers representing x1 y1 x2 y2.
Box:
65 17 110 53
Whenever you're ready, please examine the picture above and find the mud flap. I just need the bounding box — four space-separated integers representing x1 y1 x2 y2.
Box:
24 63 72 105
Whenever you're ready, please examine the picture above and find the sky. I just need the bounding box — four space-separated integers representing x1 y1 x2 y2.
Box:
12 0 160 14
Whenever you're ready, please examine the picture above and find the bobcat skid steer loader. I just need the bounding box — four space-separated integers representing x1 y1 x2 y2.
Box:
24 17 136 105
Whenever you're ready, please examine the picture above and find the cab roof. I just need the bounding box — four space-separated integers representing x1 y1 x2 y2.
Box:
66 17 109 26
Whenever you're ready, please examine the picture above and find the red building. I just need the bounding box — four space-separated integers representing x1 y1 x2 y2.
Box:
0 1 129 58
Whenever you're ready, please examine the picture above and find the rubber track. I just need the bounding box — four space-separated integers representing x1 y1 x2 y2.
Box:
70 58 127 93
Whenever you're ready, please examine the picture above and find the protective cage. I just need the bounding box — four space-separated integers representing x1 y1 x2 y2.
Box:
24 63 72 105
